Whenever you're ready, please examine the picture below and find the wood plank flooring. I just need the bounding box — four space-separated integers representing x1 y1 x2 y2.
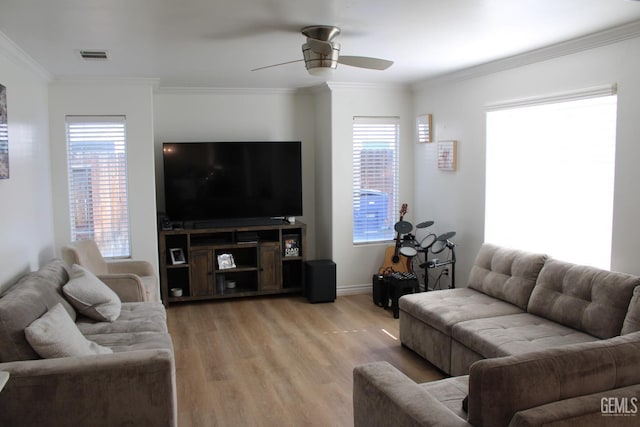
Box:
167 293 444 426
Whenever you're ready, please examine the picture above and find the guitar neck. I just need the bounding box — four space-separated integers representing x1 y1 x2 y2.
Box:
394 214 404 251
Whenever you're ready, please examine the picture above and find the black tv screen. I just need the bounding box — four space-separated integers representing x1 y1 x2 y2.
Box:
163 141 302 223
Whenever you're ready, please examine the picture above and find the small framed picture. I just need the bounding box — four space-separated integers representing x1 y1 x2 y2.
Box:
169 248 186 265
283 234 301 257
437 140 458 171
416 114 432 143
217 253 236 270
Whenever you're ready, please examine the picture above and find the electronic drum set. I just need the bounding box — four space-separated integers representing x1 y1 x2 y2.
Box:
394 219 457 289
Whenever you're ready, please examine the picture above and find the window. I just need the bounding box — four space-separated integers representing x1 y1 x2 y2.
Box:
485 87 617 268
65 116 131 258
352 117 400 243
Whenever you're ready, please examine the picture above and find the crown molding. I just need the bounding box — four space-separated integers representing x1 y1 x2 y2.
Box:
0 30 51 81
326 81 410 92
51 77 160 88
412 19 640 92
296 82 331 95
155 86 297 95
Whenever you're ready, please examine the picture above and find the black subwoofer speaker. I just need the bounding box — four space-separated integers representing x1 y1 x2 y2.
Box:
304 260 336 303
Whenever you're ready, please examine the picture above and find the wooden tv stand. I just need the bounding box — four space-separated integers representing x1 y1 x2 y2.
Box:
158 222 306 306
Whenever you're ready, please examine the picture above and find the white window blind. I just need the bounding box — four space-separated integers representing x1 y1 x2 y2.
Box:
485 90 617 269
66 116 131 258
352 116 400 244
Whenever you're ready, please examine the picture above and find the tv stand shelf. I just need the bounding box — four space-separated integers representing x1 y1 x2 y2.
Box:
159 222 306 306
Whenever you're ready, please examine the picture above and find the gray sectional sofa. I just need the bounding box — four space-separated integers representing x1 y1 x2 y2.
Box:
353 243 640 426
0 259 176 427
400 243 640 376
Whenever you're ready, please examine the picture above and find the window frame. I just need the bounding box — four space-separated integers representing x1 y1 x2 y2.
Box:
352 116 401 245
65 115 131 259
484 85 617 269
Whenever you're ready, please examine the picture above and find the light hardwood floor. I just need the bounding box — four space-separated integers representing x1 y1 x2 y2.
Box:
167 293 444 426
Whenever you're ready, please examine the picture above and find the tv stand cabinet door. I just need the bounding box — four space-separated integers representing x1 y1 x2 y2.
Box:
190 249 214 297
260 242 282 291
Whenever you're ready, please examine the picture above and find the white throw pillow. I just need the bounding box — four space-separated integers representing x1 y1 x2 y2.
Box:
25 303 112 358
63 264 122 322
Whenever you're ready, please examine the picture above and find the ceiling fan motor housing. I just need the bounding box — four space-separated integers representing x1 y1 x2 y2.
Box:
302 41 340 73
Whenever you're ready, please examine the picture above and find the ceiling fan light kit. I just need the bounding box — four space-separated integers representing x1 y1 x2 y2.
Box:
252 25 393 76
302 41 339 76
301 25 340 76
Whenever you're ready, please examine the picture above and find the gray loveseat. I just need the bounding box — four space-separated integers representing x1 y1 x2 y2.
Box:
0 259 176 426
353 243 640 426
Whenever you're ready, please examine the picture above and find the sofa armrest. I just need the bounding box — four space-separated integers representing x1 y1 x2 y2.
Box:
0 350 176 427
98 273 147 302
106 259 155 277
469 333 640 427
353 361 471 427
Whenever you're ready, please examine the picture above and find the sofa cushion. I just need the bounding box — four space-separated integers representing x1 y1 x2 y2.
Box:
419 375 469 420
467 243 547 310
25 303 112 358
76 302 168 335
63 264 121 322
400 288 524 336
621 286 640 335
0 260 74 362
528 259 640 339
86 331 174 353
452 313 599 359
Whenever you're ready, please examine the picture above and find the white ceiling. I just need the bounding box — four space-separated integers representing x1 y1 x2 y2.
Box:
1 0 640 89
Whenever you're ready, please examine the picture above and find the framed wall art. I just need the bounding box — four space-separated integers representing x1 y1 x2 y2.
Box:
437 140 458 171
0 84 8 179
416 114 432 143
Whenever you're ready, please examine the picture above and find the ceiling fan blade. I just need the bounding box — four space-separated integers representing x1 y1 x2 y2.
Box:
306 38 334 55
338 56 393 70
251 59 304 72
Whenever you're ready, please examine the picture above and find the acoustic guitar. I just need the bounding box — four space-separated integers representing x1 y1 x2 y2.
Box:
378 203 412 275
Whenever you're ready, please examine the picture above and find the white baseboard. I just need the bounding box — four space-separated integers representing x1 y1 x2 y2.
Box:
337 284 371 296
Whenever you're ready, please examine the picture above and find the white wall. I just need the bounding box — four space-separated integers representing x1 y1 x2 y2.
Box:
153 88 317 259
413 35 640 287
5 29 637 300
48 81 159 273
312 84 333 259
328 83 414 291
0 35 54 293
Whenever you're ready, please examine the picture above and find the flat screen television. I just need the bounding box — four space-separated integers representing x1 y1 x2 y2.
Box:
162 141 302 225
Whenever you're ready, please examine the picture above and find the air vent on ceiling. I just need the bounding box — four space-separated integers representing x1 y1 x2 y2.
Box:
78 50 109 60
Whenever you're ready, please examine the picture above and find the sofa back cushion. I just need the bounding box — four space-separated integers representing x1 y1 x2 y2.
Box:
622 286 640 335
467 243 547 310
468 332 640 427
0 259 74 362
528 259 640 339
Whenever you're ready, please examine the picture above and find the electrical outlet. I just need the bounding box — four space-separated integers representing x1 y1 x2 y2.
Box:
443 268 449 276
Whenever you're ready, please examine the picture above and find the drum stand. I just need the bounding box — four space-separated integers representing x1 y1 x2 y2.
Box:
424 250 456 289
416 231 457 290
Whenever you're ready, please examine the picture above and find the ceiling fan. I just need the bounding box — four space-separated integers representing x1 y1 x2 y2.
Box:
252 25 394 76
